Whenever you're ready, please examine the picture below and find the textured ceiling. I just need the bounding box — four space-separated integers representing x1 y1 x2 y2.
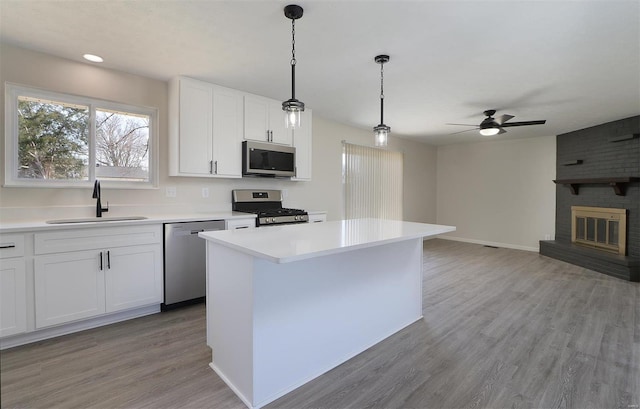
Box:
1 0 639 145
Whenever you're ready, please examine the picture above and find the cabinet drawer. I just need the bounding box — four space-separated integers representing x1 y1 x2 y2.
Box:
0 234 25 259
225 218 255 230
35 225 162 255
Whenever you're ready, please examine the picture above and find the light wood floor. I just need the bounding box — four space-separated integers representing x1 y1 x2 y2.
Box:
1 239 638 409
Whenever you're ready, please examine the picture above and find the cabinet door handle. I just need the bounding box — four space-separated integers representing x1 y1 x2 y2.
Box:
214 160 218 174
270 130 273 142
107 251 111 269
209 160 214 174
236 226 249 229
0 244 16 249
266 130 270 141
99 251 103 270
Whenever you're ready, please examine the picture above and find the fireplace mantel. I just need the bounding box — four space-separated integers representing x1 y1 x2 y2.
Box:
553 177 639 196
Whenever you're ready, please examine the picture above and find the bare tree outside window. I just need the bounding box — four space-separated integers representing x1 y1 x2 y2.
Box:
96 109 150 181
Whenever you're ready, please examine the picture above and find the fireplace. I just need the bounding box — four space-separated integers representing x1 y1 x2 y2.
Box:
571 206 626 255
538 115 639 282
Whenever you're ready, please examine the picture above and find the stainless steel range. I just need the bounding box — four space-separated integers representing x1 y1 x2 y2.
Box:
232 189 308 227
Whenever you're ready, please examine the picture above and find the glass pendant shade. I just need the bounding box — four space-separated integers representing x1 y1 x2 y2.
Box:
374 124 390 147
283 98 304 128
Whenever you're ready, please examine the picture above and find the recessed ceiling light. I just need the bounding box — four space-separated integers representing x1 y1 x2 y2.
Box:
83 54 103 63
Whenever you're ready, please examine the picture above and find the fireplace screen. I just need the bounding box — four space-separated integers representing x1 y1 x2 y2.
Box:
571 206 627 255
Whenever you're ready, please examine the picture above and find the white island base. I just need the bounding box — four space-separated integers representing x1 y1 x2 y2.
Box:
201 219 455 408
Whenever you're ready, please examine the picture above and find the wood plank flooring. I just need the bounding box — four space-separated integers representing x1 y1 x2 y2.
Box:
1 239 638 409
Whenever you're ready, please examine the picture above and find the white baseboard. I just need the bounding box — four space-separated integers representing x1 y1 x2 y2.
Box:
0 305 160 350
437 235 538 252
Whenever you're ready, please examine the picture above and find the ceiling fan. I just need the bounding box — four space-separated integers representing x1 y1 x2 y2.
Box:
447 109 546 136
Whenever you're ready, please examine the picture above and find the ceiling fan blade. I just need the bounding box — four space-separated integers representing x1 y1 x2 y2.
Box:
447 128 479 135
446 123 478 127
498 128 507 134
497 114 515 125
500 120 546 128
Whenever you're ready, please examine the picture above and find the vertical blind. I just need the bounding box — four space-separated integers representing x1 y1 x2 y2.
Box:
342 142 403 220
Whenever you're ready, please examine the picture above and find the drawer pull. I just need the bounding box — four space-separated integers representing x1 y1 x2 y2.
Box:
0 244 16 249
107 251 111 269
99 251 103 271
236 226 249 229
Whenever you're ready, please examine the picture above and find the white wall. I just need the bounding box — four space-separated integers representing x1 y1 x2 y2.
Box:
436 136 556 251
0 45 437 223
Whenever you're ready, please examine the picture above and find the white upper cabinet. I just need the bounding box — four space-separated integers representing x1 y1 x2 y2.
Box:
291 108 312 181
244 94 292 146
169 77 243 178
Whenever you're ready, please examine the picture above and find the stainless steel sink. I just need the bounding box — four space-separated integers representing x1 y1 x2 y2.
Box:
46 216 148 224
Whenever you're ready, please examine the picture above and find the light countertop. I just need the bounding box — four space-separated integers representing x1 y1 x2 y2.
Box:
0 212 256 233
0 210 327 233
199 218 456 263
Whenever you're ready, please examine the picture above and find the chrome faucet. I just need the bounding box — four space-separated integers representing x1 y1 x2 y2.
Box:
92 180 109 217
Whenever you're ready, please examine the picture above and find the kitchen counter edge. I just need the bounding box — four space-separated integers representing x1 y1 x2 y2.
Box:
0 212 257 233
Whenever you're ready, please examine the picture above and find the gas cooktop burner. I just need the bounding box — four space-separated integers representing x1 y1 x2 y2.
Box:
254 208 307 217
232 189 309 226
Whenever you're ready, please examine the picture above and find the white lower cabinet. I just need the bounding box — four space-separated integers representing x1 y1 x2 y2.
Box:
225 218 256 230
308 213 327 223
33 225 163 329
34 250 106 328
105 245 162 313
0 258 27 337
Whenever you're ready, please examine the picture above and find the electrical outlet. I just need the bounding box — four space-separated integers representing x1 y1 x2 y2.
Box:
202 187 209 198
166 187 176 198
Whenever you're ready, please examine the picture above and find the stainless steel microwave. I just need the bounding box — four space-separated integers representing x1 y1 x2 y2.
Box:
242 141 296 177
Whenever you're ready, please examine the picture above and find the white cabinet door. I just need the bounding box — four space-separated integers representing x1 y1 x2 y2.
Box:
34 251 106 328
212 86 243 177
244 94 293 146
0 259 27 337
105 244 163 313
244 94 271 143
177 78 213 175
268 100 291 145
292 108 312 181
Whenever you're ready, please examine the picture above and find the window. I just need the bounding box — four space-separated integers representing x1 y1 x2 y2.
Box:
342 142 403 220
5 84 158 188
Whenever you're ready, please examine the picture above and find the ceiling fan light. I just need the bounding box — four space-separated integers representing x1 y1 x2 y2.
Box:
479 127 500 136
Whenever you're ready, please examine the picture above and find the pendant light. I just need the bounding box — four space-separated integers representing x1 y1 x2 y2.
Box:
282 4 305 129
373 55 390 147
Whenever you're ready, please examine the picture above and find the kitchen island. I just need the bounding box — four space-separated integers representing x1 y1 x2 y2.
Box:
199 218 455 409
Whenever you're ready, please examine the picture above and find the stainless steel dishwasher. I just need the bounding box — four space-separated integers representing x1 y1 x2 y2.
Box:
163 220 226 310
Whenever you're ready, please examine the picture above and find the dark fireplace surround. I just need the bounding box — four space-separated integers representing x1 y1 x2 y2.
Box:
539 116 639 281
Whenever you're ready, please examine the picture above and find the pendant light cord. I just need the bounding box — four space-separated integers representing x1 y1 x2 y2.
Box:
379 60 385 124
290 18 297 99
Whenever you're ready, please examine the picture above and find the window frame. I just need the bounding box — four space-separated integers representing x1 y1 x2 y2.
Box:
4 83 159 189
